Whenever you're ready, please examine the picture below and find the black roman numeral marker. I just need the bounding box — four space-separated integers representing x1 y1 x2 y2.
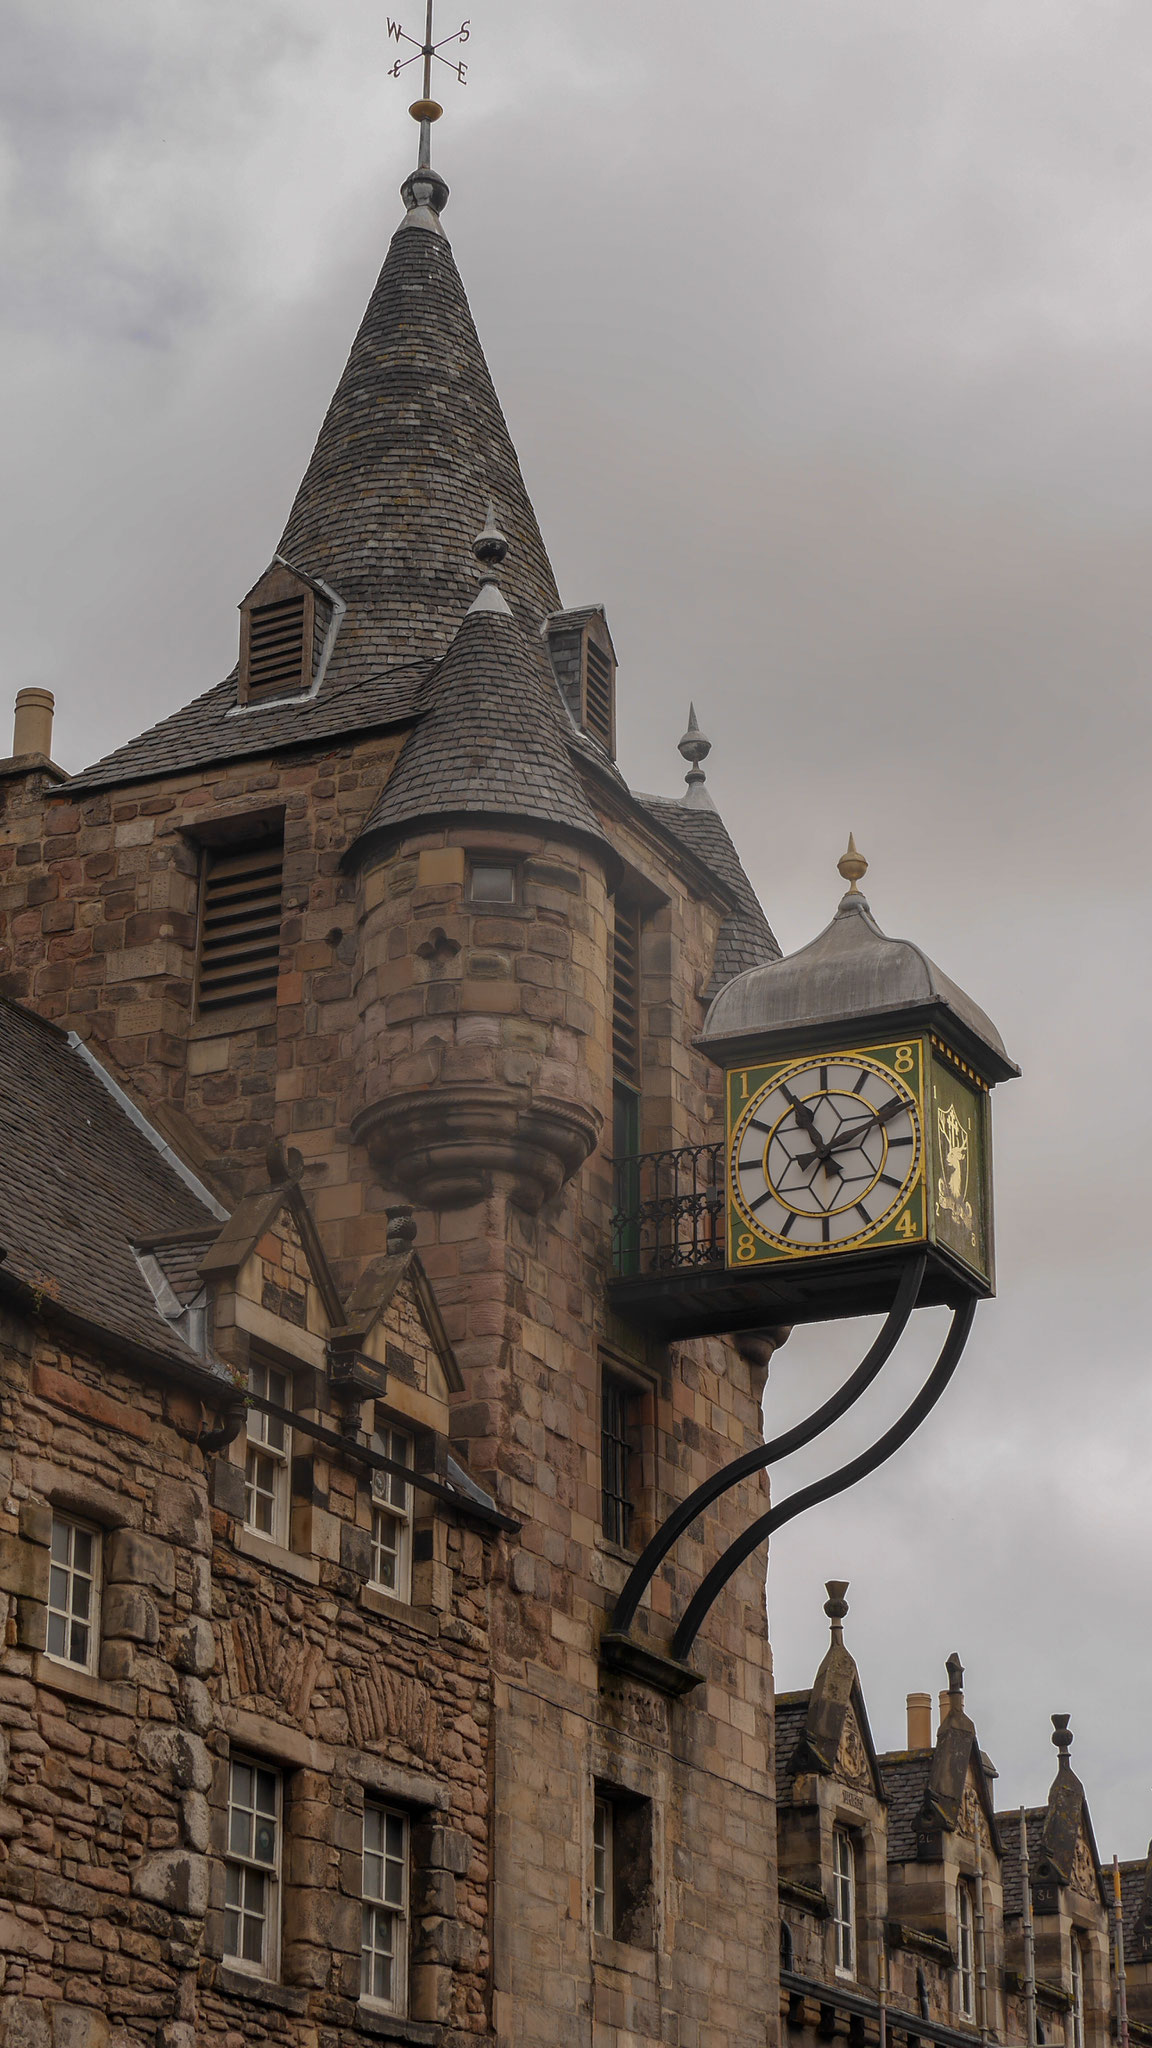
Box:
748 1118 774 1136
820 1066 828 1090
780 1211 797 1238
853 1070 869 1095
879 1174 902 1189
888 1136 913 1148
821 1216 830 1243
749 1190 775 1213
855 1203 873 1224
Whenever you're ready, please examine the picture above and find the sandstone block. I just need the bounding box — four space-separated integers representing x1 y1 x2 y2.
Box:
131 1851 209 1917
0 1912 52 1963
105 1529 174 1594
151 1479 208 1552
101 1585 159 1646
180 1792 210 1852
414 1822 473 1875
0 1998 51 2048
169 1618 214 1676
51 2010 109 2048
0 1535 48 1603
138 1727 213 1792
177 1676 212 1734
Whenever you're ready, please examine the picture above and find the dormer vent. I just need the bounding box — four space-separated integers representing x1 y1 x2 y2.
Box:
238 562 319 705
248 595 308 698
543 606 618 759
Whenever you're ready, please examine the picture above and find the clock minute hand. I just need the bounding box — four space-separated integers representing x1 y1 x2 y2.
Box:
798 1096 907 1169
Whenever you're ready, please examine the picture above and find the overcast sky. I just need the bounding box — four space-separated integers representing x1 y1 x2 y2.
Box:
3 1 1151 1855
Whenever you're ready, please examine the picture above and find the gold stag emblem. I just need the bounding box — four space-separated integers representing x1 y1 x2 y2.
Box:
936 1101 975 1239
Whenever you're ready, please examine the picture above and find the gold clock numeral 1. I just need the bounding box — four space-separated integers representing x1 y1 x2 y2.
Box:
893 1209 917 1240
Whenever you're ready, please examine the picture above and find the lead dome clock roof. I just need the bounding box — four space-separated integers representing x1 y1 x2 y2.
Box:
700 847 1018 1086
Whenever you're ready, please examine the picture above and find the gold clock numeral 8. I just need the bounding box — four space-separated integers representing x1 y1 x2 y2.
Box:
894 1045 915 1074
735 1231 757 1262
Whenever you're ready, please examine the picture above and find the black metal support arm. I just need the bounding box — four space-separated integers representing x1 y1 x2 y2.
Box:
669 1294 976 1662
609 1254 927 1639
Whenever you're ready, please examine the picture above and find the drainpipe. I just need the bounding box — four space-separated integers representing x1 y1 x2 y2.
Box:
1020 1810 1038 2048
975 1863 990 2044
1113 1856 1130 2048
878 1936 888 2048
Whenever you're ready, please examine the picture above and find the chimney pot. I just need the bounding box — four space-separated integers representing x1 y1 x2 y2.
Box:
906 1692 933 1749
13 688 54 761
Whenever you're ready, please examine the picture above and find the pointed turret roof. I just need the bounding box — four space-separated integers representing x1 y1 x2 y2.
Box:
68 169 560 791
353 551 607 856
276 176 561 679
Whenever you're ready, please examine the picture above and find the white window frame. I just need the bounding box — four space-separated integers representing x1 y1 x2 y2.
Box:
832 1827 856 1978
361 1803 410 2011
45 1514 101 1673
1070 1933 1085 2048
593 1796 613 1937
245 1358 292 1544
958 1880 976 2019
369 1426 413 1603
224 1756 281 1979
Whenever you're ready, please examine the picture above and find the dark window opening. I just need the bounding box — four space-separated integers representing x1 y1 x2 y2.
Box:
781 1922 795 1971
246 596 309 700
584 639 615 752
593 1786 653 1946
601 1368 641 1550
611 899 641 1085
197 835 284 1013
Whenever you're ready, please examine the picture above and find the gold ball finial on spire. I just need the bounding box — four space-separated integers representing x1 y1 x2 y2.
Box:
837 833 868 896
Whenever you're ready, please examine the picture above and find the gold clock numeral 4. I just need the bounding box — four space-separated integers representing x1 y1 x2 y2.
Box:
894 1209 918 1241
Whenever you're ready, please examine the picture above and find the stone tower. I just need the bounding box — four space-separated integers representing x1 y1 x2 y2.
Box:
0 130 784 2048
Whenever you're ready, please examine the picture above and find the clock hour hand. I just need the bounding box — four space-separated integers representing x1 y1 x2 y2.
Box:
780 1083 838 1170
797 1096 907 1170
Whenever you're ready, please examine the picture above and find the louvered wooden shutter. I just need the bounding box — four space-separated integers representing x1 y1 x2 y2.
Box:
583 639 615 753
247 596 309 699
611 900 641 1084
197 838 284 1012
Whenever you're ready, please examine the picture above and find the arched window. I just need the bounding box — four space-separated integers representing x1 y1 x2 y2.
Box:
833 1828 856 1977
780 1922 795 1972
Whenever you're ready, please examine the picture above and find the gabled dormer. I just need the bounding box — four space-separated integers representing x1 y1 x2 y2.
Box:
543 605 617 757
235 559 339 707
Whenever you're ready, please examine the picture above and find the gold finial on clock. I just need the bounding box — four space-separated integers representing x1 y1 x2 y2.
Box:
837 833 868 896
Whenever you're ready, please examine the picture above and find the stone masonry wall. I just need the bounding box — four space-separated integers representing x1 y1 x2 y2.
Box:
0 1304 498 2048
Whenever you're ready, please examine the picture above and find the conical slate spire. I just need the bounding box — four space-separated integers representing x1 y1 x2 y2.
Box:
276 182 561 688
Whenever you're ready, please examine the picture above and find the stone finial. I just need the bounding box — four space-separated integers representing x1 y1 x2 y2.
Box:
824 1580 849 1645
265 1139 304 1186
678 704 715 810
1052 1713 1073 1768
385 1204 419 1256
468 503 512 616
837 833 868 897
946 1652 965 1699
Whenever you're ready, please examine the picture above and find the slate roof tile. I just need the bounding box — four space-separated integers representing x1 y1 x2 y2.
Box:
878 1751 935 1861
0 999 222 1369
638 795 780 996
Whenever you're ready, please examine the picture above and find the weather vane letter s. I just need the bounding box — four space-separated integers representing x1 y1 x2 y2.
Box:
387 1 470 165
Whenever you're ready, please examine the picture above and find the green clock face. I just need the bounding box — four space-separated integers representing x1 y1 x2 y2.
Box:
727 1044 925 1262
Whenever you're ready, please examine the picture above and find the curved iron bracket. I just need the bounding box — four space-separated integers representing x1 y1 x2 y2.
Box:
609 1254 928 1639
669 1294 976 1662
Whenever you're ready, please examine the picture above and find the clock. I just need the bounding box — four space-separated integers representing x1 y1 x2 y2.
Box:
729 1043 923 1259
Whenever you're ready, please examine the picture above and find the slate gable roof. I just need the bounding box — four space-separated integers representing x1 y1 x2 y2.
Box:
774 1694 811 1781
879 1751 936 1861
0 998 224 1371
355 601 607 853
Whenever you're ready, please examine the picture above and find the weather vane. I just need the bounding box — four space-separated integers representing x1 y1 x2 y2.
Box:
388 3 470 166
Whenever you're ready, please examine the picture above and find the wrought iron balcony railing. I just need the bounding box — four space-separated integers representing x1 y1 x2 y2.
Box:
610 1141 725 1277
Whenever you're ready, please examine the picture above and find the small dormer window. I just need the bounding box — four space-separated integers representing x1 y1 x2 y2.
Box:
543 607 618 759
238 563 318 704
